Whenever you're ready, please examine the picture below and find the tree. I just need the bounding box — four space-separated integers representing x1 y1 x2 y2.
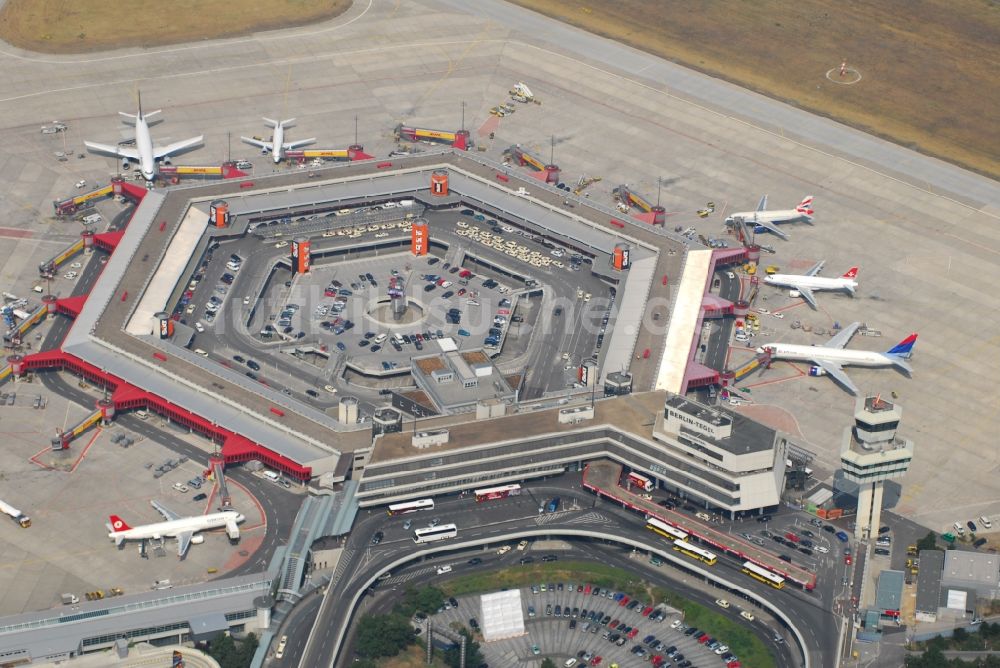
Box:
916 531 939 552
443 628 484 668
398 585 446 617
542 659 557 668
356 613 416 658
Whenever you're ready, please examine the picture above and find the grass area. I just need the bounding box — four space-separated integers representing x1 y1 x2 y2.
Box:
507 0 1000 180
442 560 775 668
381 643 447 668
0 0 352 53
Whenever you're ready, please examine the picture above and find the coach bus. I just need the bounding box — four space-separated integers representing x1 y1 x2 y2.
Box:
645 516 689 542
387 498 435 516
413 524 458 544
474 484 522 502
672 539 717 566
741 561 785 589
626 471 654 492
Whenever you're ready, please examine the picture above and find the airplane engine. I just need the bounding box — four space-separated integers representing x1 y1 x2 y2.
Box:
191 535 205 545
261 147 270 155
789 290 801 298
161 155 171 165
121 158 131 171
809 366 826 377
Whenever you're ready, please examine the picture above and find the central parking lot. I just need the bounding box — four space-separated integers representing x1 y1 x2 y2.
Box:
429 581 737 668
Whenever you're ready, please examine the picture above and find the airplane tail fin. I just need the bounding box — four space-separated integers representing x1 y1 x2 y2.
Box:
263 117 279 128
886 333 917 358
109 515 131 532
842 266 859 279
796 196 815 215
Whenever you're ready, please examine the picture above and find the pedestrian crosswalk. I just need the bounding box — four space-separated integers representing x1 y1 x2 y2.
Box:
330 548 354 587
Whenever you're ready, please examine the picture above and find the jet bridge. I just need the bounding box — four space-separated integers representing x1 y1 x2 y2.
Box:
612 184 666 226
159 161 248 183
395 124 470 150
285 145 374 162
503 145 560 183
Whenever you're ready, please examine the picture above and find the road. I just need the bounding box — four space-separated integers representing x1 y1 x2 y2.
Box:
294 485 838 668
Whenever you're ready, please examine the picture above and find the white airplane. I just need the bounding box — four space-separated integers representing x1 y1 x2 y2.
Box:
241 118 315 164
107 500 244 558
758 322 917 395
85 93 203 182
725 195 815 240
764 261 859 309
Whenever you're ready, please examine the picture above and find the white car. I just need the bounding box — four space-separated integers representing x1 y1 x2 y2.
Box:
740 610 756 621
981 516 993 529
243 296 251 305
172 483 189 493
275 635 287 659
70 262 82 269
815 545 829 554
772 312 785 319
670 619 683 629
75 180 87 189
64 272 78 280
323 385 338 394
275 240 289 248
194 322 205 333
517 539 529 551
497 545 512 555
715 598 730 609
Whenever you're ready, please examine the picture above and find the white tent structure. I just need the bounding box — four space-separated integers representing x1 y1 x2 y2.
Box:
480 589 526 642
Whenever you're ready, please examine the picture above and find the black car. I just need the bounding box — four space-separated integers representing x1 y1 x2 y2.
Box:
874 548 890 556
553 307 563 316
684 627 698 636
519 556 534 565
449 266 460 274
541 554 558 562
822 525 836 533
305 389 319 398
424 284 436 292
470 617 480 630
193 493 207 501
779 554 792 562
371 531 383 545
968 520 978 532
974 538 988 548
756 514 772 523
799 547 813 556
233 355 246 363
245 371 257 380
247 360 261 371
370 345 382 352
468 557 483 566
221 273 234 284
427 258 440 265
358 339 370 347
569 619 577 630
449 597 458 607
442 291 454 299
878 526 891 535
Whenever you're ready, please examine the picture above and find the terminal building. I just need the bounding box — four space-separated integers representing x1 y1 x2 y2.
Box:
355 391 792 517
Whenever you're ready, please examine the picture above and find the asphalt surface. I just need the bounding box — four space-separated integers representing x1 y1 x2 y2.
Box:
189 206 616 409
294 482 838 668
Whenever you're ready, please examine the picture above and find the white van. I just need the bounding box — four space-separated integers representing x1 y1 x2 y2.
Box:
193 348 208 357
392 333 405 345
263 471 280 483
435 565 453 575
374 333 388 345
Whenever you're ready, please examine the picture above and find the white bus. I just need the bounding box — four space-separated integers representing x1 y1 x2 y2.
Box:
387 498 435 516
741 561 785 589
645 516 688 541
672 539 717 566
413 524 458 544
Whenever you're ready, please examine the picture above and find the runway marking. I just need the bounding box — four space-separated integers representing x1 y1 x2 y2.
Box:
0 227 33 239
0 0 375 65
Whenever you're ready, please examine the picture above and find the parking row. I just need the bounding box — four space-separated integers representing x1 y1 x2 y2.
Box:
427 584 737 668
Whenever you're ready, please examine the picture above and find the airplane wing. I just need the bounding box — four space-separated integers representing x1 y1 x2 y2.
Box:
153 135 203 159
756 194 768 212
282 138 316 150
804 260 825 277
797 287 818 309
826 321 861 349
812 359 859 395
241 136 270 150
751 219 789 240
84 141 140 160
175 531 193 557
150 499 181 522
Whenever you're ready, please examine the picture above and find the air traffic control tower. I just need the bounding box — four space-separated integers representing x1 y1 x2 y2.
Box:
840 396 914 541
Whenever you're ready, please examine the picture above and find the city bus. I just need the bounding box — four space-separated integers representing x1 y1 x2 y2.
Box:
645 516 689 542
474 483 522 502
626 471 654 492
672 539 717 566
387 498 435 516
413 524 458 544
741 561 785 589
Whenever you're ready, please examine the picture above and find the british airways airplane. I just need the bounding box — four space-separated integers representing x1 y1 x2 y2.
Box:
725 195 815 240
85 92 203 182
758 322 916 395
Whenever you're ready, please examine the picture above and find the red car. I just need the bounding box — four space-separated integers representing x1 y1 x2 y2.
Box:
698 634 711 644
609 619 620 630
584 584 592 595
457 288 467 296
641 606 654 617
590 657 602 666
727 662 741 668
459 269 472 278
651 657 664 667
627 628 639 639
785 532 800 543
618 595 630 607
845 554 853 565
